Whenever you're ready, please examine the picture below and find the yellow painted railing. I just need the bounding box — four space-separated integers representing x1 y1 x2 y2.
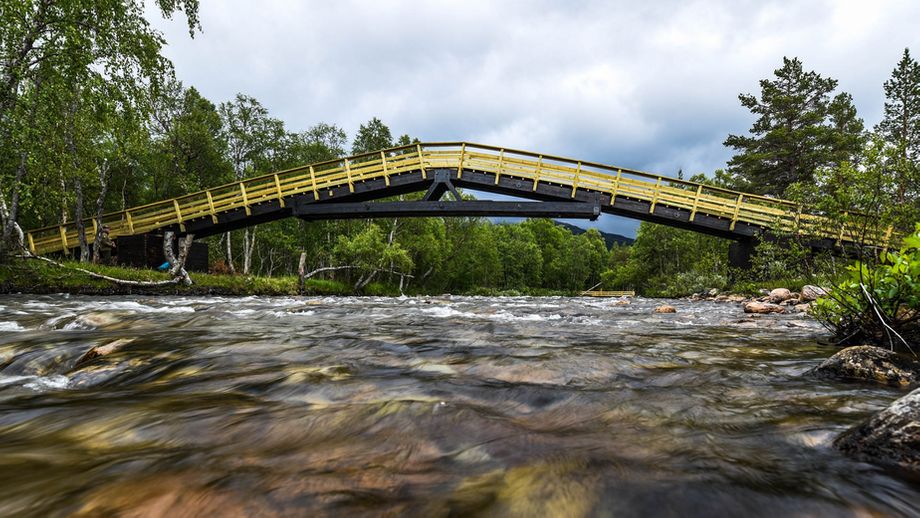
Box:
582 290 636 297
24 142 896 255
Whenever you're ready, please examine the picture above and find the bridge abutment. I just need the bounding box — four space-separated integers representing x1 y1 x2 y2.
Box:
728 238 757 271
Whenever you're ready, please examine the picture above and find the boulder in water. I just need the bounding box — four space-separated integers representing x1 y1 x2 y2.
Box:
834 387 920 474
809 345 920 387
743 301 785 314
768 288 795 303
800 285 829 302
654 305 677 313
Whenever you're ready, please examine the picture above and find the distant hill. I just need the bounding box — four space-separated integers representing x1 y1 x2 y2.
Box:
555 221 634 248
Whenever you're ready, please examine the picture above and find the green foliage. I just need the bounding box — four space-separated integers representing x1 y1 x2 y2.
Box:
351 117 393 155
876 48 920 211
602 221 729 296
813 225 920 354
723 57 865 196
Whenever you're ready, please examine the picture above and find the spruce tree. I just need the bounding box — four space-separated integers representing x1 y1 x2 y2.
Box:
724 57 864 196
876 48 920 203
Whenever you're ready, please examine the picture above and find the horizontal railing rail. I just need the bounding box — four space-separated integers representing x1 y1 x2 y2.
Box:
24 142 898 255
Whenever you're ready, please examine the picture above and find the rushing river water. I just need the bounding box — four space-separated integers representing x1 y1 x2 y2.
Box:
0 294 917 517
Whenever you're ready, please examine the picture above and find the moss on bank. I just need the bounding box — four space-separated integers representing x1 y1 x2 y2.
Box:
0 259 350 296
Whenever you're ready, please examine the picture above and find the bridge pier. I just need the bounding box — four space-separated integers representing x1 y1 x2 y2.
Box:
728 238 757 271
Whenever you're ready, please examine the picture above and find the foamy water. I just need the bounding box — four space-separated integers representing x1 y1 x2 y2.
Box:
0 294 916 516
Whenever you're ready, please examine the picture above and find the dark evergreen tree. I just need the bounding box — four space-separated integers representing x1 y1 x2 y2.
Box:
876 48 920 204
351 117 393 155
724 57 864 196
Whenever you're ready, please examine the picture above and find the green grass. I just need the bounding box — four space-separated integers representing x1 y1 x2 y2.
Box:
0 259 351 296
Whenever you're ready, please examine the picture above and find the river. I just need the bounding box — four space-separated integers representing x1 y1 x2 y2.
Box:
0 294 916 516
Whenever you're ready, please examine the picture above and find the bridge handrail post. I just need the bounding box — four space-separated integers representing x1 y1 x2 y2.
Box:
571 161 582 197
309 166 318 200
26 232 35 254
689 184 703 221
239 183 251 216
381 151 390 186
59 226 68 251
532 155 543 191
495 148 505 185
457 143 466 179
205 192 218 223
125 211 135 233
416 144 426 179
273 174 285 207
173 199 186 231
729 194 744 231
610 169 622 206
649 177 662 213
344 159 355 192
881 224 894 256
837 211 849 244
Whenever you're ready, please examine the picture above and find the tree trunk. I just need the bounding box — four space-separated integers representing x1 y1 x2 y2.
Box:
298 252 307 295
74 178 89 262
242 227 256 275
163 231 194 285
225 232 236 273
91 161 109 263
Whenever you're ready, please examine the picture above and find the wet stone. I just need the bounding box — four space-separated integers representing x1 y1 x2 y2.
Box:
800 285 829 302
809 345 920 387
743 301 785 314
835 387 920 474
654 305 677 313
768 288 795 303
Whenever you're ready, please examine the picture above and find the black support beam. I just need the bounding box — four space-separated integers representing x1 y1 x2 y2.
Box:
293 200 602 221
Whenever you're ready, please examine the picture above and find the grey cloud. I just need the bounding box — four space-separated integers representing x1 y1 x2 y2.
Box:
149 0 920 235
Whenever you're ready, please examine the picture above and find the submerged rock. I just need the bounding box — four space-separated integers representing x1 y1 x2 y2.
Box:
75 338 135 367
800 285 829 302
835 387 920 474
654 305 677 313
743 301 785 314
810 345 920 387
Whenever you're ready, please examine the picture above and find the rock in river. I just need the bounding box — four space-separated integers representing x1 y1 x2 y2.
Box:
834 387 920 474
743 301 785 314
809 345 920 387
800 285 829 302
654 305 677 313
768 288 795 303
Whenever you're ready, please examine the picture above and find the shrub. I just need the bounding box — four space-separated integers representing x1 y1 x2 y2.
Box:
813 224 920 355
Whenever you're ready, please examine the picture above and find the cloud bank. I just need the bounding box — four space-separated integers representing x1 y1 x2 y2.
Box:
150 0 920 236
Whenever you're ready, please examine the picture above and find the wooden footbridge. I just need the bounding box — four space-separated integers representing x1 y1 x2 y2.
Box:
24 142 896 256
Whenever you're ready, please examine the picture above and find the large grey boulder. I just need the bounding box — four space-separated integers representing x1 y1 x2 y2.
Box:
835 387 920 474
768 288 795 303
800 285 829 302
810 345 920 387
743 301 785 314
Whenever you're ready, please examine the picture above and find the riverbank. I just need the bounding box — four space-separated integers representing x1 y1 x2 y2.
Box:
0 259 594 297
0 259 350 296
0 258 822 300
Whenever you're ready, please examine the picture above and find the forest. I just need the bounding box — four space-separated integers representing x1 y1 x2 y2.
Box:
2 1 919 296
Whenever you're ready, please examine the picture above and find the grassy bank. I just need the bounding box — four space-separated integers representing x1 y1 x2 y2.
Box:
0 259 351 296
0 259 595 297
1 258 805 298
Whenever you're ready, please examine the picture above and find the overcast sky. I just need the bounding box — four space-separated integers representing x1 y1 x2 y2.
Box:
150 0 920 237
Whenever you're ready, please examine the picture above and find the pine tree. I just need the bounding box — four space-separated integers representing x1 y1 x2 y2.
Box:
876 48 920 204
351 117 393 155
724 57 864 196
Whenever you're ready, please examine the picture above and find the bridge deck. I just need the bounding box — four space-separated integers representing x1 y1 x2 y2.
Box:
24 142 896 255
